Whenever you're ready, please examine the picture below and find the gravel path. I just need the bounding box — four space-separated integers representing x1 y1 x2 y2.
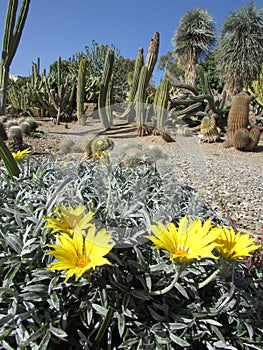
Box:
28 118 263 238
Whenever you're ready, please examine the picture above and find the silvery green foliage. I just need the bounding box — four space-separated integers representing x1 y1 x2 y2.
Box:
0 157 262 349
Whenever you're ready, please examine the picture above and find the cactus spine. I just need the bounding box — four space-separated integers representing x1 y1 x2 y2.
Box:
98 49 114 130
77 58 87 124
0 0 31 114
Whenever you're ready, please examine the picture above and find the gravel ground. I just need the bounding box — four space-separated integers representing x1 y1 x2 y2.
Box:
20 117 263 238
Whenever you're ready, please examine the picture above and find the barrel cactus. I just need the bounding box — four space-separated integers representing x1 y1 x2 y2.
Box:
223 92 261 151
7 126 24 152
200 115 220 143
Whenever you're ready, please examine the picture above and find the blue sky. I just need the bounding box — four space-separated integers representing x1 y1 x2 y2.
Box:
1 0 262 82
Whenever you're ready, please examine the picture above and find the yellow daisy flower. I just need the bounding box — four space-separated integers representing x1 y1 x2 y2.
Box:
12 148 31 160
47 225 115 282
214 226 261 261
44 203 94 236
145 216 219 264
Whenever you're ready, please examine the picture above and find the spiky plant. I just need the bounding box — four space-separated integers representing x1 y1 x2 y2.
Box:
217 2 263 101
171 8 216 86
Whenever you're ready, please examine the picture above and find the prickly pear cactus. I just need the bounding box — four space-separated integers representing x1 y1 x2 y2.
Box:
224 92 261 151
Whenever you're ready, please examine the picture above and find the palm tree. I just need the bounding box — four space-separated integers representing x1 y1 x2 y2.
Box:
171 8 216 87
217 2 263 101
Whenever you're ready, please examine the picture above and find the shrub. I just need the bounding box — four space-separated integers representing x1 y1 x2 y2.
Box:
0 157 262 349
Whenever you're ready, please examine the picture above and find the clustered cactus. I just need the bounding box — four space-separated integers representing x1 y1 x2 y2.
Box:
223 92 261 151
82 135 114 161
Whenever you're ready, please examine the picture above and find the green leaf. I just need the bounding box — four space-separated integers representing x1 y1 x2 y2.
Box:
169 332 191 347
49 325 68 339
117 313 125 337
38 329 51 350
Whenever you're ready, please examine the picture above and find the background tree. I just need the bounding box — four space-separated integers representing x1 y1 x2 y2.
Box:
0 0 31 115
158 51 184 80
171 8 216 87
217 2 263 101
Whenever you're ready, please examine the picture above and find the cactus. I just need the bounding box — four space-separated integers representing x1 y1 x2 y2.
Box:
0 0 31 115
145 32 159 84
135 66 148 136
121 48 144 122
121 32 160 124
245 127 261 151
223 92 260 150
0 121 7 140
155 77 170 131
98 49 114 129
77 58 87 124
20 121 31 136
7 125 23 152
82 136 114 161
233 128 250 150
200 115 220 143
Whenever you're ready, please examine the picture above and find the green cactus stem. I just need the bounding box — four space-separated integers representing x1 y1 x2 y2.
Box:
145 32 160 84
155 77 170 131
7 125 23 152
98 49 114 130
121 47 144 121
77 58 87 125
0 0 31 114
135 66 148 136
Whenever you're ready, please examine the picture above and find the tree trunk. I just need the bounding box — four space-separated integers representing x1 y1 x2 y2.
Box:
184 50 198 87
223 78 242 104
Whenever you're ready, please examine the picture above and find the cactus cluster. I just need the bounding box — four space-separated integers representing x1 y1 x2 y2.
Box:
223 92 261 151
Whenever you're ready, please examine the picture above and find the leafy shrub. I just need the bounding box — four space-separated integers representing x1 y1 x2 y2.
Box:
0 157 262 349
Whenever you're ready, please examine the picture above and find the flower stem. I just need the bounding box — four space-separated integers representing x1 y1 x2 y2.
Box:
198 268 221 289
150 266 180 296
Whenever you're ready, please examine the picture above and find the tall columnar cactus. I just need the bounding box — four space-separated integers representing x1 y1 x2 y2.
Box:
135 66 148 136
0 0 31 115
77 58 87 124
155 77 170 130
145 32 160 84
122 47 144 122
224 92 261 151
121 33 160 123
98 49 114 130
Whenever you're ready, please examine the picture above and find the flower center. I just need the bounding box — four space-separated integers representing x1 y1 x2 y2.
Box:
76 256 91 268
173 245 191 257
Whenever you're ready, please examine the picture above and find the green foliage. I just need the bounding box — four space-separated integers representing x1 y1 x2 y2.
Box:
0 156 262 349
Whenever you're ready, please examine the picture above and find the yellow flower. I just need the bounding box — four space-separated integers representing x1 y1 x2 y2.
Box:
214 226 261 261
44 204 94 236
12 148 31 160
145 216 219 264
47 225 115 282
